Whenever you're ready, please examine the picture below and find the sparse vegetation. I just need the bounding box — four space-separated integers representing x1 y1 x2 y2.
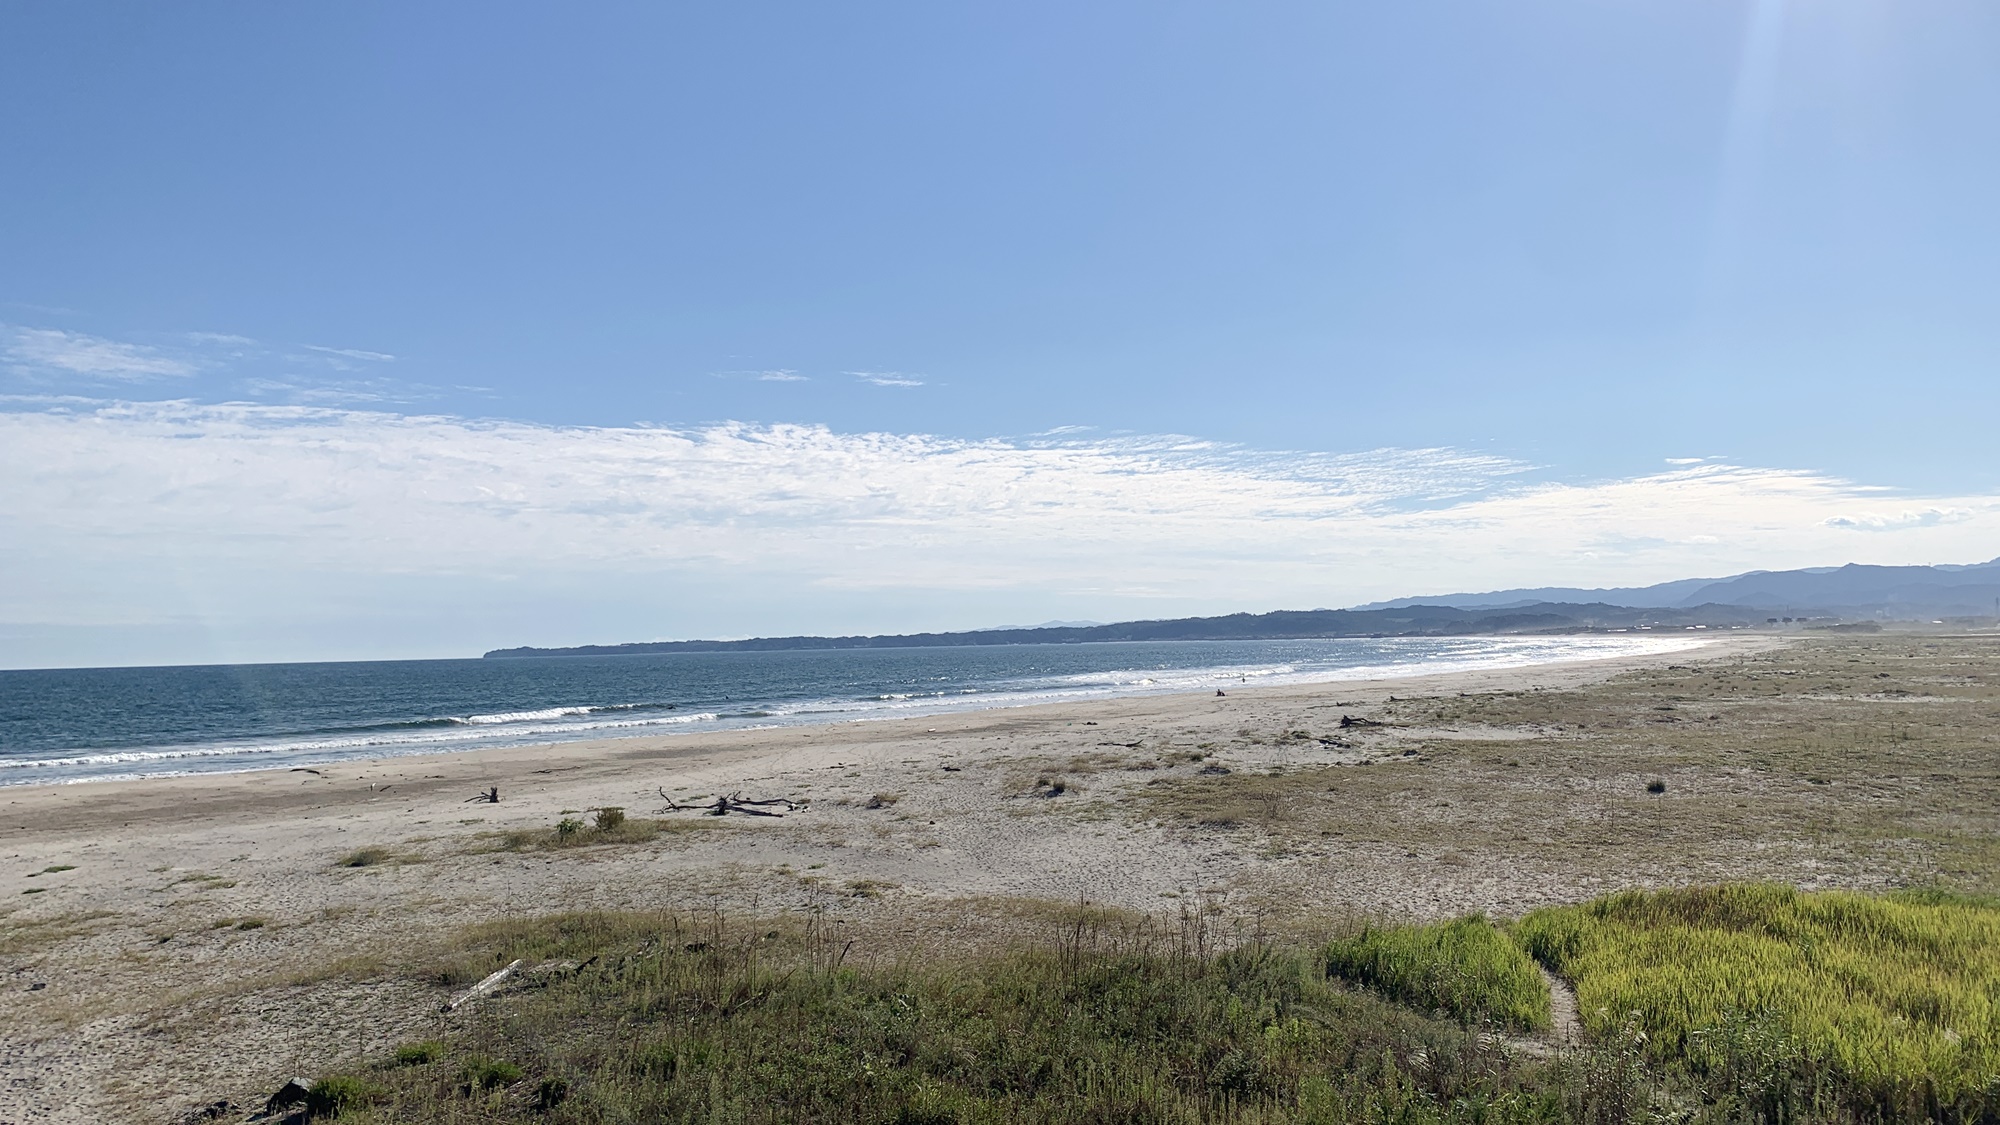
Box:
1137 637 2000 895
337 847 394 868
485 813 697 852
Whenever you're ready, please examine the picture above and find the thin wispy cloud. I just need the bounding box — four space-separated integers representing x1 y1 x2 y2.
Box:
3 327 197 380
303 344 396 362
713 369 808 382
849 370 925 387
1824 508 1974 532
238 377 442 406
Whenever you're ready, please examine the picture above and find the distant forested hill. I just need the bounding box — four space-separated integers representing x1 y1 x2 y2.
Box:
483 602 1760 658
1355 559 2000 617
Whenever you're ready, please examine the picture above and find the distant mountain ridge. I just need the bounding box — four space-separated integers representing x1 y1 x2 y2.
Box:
483 557 2000 659
1355 559 2000 616
485 602 1761 659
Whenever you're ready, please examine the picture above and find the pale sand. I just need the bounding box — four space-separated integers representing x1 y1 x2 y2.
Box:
0 637 1763 1124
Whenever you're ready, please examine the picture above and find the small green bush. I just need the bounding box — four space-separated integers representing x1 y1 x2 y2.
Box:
1324 914 1551 1031
459 1055 523 1091
393 1040 446 1066
304 1074 383 1117
555 818 585 841
593 806 625 831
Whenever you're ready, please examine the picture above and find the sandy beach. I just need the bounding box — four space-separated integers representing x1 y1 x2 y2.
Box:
13 630 2000 1123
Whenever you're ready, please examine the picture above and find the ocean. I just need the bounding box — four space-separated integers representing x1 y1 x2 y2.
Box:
0 635 1708 785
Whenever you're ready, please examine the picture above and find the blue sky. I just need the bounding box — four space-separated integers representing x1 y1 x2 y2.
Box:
3 2 1998 667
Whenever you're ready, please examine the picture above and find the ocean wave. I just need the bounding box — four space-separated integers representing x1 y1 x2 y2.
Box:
456 705 599 724
3 710 722 773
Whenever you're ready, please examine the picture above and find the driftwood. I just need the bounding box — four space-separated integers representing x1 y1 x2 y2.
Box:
657 788 807 817
1337 714 1383 729
444 957 523 1012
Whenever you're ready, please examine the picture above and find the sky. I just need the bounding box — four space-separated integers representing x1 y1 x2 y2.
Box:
3 1 1998 668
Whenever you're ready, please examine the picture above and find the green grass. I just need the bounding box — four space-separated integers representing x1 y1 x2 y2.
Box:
286 884 2000 1122
1324 915 1551 1031
319 909 1590 1124
392 1040 446 1067
305 1074 386 1117
1518 883 2000 1118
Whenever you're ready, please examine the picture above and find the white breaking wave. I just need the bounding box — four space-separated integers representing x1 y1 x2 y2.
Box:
456 705 600 724
4 710 721 774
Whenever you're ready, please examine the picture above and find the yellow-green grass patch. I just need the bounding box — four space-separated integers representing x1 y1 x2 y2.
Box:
1519 883 2000 1112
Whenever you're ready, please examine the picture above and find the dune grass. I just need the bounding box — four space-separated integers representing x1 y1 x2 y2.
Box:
1518 883 2000 1119
1324 915 1551 1032
287 885 2000 1123
316 908 1591 1124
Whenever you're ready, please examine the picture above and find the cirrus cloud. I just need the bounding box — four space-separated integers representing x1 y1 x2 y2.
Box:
4 328 197 381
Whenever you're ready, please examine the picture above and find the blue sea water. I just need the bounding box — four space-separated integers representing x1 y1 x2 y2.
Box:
0 635 1705 785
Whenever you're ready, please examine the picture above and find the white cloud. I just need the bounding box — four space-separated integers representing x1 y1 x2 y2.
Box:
1823 507 1975 532
303 344 396 362
4 328 197 380
2 400 1996 661
849 370 925 387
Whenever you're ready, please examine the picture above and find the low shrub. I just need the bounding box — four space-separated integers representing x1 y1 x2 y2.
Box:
392 1040 446 1066
304 1074 383 1117
459 1055 523 1091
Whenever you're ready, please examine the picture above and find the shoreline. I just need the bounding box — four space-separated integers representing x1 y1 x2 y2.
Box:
2 633 1723 791
0 635 1748 837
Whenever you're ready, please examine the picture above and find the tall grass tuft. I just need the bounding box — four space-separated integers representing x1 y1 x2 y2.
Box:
1518 883 2000 1120
1324 915 1552 1031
